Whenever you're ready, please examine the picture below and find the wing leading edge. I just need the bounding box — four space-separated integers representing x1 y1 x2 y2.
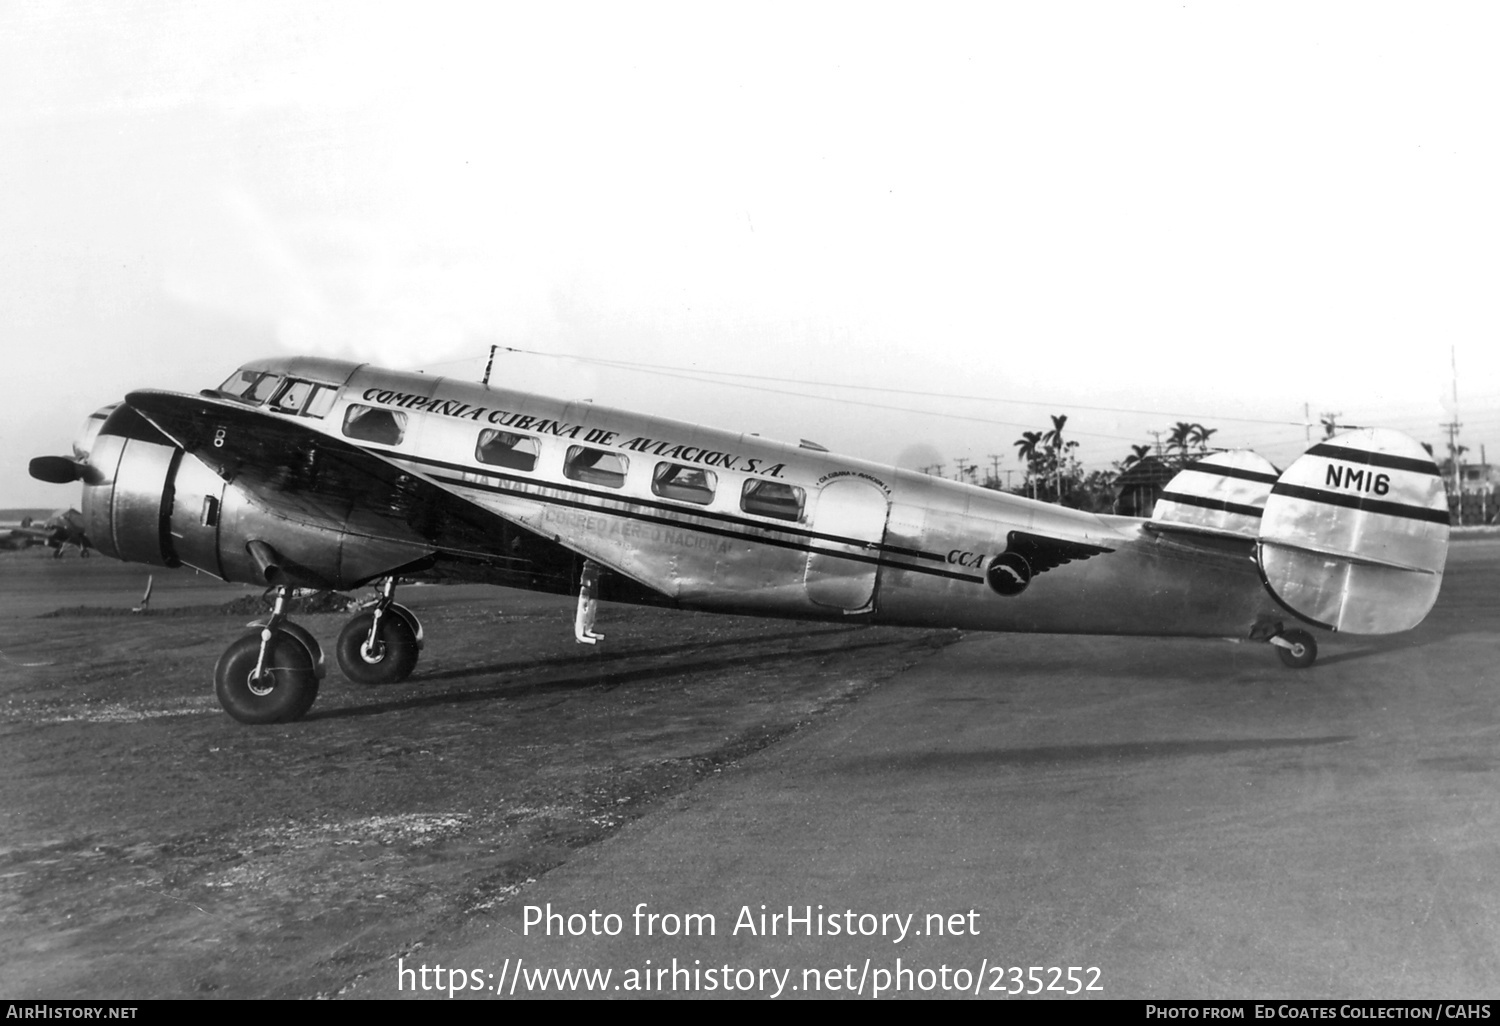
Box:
122 390 605 594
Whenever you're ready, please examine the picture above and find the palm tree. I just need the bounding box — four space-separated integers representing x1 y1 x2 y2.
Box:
1013 431 1043 499
1165 421 1195 465
1188 424 1217 456
1042 414 1077 500
1122 443 1152 469
1042 414 1068 452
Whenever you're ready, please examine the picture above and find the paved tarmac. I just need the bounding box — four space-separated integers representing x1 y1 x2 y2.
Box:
366 538 1500 1000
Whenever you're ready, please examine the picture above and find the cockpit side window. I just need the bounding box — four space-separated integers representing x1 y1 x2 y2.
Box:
260 377 338 418
218 370 283 405
270 379 314 414
246 374 283 404
218 369 261 398
303 385 337 419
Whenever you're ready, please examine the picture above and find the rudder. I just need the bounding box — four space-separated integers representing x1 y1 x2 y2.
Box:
1257 428 1449 634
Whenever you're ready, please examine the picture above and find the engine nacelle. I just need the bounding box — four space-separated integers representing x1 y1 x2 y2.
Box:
79 404 429 588
80 405 181 567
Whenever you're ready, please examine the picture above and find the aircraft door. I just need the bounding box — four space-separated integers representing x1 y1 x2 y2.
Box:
804 478 889 612
167 451 227 578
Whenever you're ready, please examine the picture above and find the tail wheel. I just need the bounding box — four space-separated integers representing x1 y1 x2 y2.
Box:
336 611 419 685
1276 629 1318 669
215 628 319 724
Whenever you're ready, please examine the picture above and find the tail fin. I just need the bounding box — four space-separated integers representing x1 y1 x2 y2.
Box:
1257 429 1449 634
1152 449 1281 538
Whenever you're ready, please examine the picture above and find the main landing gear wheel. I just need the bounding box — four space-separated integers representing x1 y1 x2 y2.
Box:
215 627 319 724
336 610 418 685
1274 629 1318 669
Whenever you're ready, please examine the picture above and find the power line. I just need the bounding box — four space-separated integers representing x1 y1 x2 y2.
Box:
491 346 1310 428
425 347 1493 462
476 348 1153 443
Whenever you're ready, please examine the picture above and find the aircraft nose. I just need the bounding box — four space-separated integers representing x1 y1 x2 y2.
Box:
73 403 119 462
29 403 120 484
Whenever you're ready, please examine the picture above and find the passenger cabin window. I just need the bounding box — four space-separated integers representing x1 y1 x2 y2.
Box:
564 446 628 488
303 385 337 418
652 463 716 505
342 404 406 445
476 430 539 471
741 479 805 521
218 370 283 405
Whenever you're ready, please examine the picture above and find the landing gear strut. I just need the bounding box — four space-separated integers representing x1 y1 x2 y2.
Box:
336 577 423 685
574 560 604 645
214 585 324 724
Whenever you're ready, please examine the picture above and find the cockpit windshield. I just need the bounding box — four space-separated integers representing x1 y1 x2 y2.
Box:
218 369 284 405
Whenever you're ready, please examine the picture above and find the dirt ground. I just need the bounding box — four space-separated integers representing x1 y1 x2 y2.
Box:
0 550 958 999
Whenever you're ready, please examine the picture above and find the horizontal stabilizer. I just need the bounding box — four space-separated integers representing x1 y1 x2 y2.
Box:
1256 429 1449 634
1142 520 1259 544
1152 450 1279 538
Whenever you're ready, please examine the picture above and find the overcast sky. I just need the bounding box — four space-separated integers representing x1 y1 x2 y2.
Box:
3 1 1497 508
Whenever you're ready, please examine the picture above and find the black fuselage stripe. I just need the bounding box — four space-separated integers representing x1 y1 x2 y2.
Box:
382 448 951 562
1158 491 1266 518
1181 464 1279 485
1306 444 1440 476
1270 483 1451 525
430 472 986 584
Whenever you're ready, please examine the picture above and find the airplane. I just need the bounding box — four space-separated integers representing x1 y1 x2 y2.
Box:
0 520 39 550
28 356 1450 725
0 508 91 557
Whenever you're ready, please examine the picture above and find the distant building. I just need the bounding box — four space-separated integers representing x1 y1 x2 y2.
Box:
1441 459 1498 526
1113 456 1176 518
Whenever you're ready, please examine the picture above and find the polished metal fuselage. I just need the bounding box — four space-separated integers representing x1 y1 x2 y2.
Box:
84 356 1287 640
257 359 1285 638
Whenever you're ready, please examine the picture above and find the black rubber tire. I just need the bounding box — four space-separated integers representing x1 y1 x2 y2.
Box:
215 628 319 724
1276 629 1318 669
336 611 419 685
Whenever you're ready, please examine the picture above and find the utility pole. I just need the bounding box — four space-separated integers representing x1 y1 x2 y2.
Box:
987 453 1004 489
1446 345 1463 525
1483 444 1490 525
1442 419 1464 525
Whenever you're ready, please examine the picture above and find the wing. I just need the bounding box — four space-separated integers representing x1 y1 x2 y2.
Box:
123 390 592 593
1002 529 1114 576
5 526 58 540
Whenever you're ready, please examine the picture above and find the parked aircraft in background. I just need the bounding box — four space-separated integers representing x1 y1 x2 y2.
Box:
0 519 38 550
30 357 1450 724
0 509 91 557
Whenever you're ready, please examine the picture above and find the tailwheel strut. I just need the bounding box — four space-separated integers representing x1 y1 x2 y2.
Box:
1269 628 1318 669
